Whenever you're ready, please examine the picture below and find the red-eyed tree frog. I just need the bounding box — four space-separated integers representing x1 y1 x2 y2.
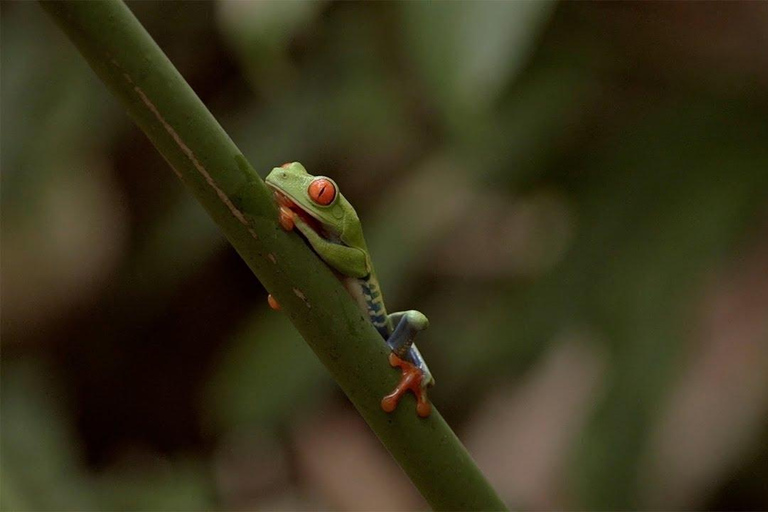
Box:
265 162 434 417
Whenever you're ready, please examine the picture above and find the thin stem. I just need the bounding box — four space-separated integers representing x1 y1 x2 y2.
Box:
40 1 507 510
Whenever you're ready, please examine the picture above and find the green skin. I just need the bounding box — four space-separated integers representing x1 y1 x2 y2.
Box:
265 163 434 407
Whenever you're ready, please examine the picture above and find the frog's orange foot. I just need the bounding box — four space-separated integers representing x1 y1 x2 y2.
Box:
267 294 281 311
278 206 295 231
381 353 431 418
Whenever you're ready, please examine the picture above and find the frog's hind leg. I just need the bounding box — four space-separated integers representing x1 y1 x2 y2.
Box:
381 311 433 417
405 344 434 387
385 310 429 357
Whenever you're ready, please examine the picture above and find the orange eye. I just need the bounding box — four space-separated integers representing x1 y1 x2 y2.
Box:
308 178 336 206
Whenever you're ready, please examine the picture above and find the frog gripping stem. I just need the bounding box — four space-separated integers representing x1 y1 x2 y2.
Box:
382 353 432 418
265 165 435 419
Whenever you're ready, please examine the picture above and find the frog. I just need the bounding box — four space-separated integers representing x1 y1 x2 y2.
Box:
264 162 434 417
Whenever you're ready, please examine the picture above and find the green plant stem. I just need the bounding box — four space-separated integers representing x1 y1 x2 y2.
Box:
40 1 507 510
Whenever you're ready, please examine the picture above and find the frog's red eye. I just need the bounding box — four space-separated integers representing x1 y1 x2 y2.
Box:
308 178 336 206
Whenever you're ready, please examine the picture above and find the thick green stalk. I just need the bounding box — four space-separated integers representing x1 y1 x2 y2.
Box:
40 2 506 510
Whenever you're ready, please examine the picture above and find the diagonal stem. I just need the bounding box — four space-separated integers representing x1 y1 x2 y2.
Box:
40 1 507 510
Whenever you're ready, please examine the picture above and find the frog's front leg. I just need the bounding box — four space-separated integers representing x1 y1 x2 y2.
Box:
278 205 295 231
381 310 434 418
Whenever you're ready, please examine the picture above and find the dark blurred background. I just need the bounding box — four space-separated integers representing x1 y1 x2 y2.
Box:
2 1 768 510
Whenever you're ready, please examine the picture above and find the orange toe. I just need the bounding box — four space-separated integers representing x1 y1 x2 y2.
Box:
416 399 431 418
381 395 398 413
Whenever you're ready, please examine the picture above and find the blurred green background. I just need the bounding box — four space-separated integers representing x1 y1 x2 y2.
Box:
2 1 768 510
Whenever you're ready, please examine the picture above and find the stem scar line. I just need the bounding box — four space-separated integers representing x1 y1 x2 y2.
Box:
293 287 311 308
131 82 256 239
